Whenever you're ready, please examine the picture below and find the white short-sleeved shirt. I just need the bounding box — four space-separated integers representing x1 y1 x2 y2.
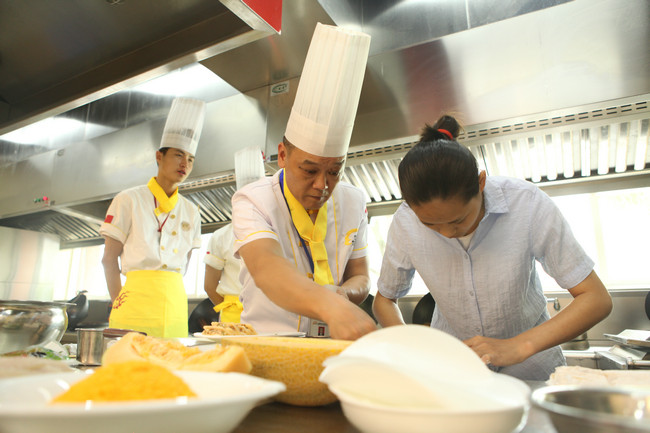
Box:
100 184 202 275
204 223 241 296
377 176 595 380
232 170 368 334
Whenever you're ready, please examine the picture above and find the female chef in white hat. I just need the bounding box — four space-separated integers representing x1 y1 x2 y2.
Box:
231 23 377 340
100 97 206 338
203 146 265 323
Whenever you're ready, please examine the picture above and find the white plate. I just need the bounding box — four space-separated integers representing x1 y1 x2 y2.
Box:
192 331 306 341
0 370 285 433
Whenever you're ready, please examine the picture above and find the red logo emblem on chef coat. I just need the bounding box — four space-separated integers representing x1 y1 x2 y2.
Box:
104 215 114 223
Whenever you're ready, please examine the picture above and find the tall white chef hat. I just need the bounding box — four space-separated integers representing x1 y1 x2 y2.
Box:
159 97 206 156
234 146 265 190
285 23 371 158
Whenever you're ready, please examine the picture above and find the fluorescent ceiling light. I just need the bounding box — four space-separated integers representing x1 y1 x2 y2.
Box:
132 64 237 98
0 118 83 145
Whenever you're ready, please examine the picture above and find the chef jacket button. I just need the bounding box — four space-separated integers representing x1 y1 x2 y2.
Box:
469 292 474 297
162 264 168 269
173 248 178 254
170 214 176 219
161 245 165 250
171 231 177 236
175 268 181 271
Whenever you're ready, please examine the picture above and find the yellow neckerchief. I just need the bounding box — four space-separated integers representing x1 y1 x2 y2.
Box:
147 177 179 216
282 170 334 285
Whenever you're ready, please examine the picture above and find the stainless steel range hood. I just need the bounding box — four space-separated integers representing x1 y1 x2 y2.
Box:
1 0 649 249
0 0 280 135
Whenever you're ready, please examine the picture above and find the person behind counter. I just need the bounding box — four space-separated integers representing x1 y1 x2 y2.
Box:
372 114 612 380
231 23 376 340
204 146 265 323
100 97 206 338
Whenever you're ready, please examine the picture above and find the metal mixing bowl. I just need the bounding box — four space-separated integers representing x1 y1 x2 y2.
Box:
0 301 71 354
532 385 650 433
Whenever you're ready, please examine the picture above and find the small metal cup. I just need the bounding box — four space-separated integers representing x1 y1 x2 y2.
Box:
76 328 104 365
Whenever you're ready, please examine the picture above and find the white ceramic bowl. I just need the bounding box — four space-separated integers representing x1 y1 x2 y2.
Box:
319 326 530 433
0 370 285 433
329 373 529 433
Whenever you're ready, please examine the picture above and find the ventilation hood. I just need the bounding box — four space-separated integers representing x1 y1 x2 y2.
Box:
0 0 281 135
0 0 648 249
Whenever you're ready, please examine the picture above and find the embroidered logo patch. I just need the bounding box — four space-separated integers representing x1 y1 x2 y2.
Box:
104 215 114 223
344 228 358 246
112 291 128 310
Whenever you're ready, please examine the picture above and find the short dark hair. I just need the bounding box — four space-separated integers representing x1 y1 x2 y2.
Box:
282 137 295 154
158 147 170 155
398 115 479 206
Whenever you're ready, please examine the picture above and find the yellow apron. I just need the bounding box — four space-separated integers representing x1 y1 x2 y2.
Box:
213 295 243 323
109 270 188 338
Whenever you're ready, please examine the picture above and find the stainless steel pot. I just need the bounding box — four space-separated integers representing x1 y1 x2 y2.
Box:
0 300 71 354
76 328 146 365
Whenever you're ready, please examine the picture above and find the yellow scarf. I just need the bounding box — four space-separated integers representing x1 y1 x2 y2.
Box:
282 171 334 285
147 177 179 216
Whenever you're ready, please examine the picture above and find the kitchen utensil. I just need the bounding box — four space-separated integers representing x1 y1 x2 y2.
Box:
604 329 650 349
320 326 529 433
0 301 72 354
76 328 146 365
65 291 89 331
0 371 285 433
531 385 650 433
327 373 528 433
76 328 104 365
187 298 220 334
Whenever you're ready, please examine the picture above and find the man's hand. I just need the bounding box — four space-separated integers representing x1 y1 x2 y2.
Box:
322 294 377 340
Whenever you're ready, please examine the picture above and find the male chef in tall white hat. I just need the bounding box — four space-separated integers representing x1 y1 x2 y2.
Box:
231 23 377 340
100 97 206 338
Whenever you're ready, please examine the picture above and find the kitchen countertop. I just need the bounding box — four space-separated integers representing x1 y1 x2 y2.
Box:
233 381 557 433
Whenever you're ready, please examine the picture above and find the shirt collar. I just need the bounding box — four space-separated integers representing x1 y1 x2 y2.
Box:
483 177 509 216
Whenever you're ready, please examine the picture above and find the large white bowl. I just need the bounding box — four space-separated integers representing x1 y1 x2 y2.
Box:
329 373 529 433
319 326 530 433
0 370 285 433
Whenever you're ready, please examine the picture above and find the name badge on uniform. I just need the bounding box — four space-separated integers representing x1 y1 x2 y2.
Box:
307 318 330 338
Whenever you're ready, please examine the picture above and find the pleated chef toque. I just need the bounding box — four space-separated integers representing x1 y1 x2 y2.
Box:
159 97 206 156
285 23 371 158
235 146 265 190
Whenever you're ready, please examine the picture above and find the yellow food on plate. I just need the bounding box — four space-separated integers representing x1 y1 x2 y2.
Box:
221 336 351 406
102 332 251 373
52 361 196 403
202 322 257 336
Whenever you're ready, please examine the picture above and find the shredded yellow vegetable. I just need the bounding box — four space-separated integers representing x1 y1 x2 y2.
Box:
52 361 196 403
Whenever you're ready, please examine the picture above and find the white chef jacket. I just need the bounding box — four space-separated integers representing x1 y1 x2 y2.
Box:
100 184 202 275
204 223 242 296
232 170 369 334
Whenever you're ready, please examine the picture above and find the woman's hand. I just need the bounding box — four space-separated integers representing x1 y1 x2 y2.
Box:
463 335 533 367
